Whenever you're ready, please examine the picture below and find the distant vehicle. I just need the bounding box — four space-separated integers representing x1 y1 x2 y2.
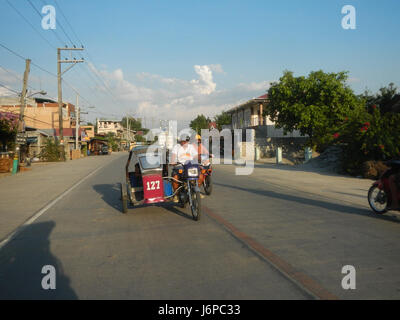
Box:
100 145 109 155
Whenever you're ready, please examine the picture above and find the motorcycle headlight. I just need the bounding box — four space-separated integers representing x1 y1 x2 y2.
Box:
188 168 198 177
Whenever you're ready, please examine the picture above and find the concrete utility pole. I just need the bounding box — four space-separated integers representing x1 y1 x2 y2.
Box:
57 47 84 159
12 59 31 175
75 94 79 150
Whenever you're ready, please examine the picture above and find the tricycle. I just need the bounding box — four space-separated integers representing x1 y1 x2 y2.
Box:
121 145 202 220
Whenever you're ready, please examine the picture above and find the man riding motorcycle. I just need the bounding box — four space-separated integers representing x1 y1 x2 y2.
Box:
170 134 198 202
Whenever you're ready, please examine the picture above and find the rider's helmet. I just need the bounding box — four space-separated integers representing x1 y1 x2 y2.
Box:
178 133 190 143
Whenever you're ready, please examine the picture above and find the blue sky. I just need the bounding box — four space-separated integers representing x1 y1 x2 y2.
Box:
0 0 399 126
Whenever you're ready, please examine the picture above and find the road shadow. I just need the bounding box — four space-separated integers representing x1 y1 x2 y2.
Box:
92 183 195 220
214 182 400 223
0 221 78 299
161 203 195 221
92 183 123 212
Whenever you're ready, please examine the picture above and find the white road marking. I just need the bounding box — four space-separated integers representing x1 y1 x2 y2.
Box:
0 162 110 250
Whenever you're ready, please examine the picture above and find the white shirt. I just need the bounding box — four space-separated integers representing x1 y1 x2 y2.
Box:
171 143 198 163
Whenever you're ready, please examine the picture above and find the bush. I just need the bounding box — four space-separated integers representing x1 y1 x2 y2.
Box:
39 138 66 162
362 161 389 179
337 108 400 175
0 112 18 151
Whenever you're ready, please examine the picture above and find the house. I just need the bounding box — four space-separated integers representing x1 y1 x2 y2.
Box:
225 94 306 159
0 97 76 130
0 96 84 157
96 118 124 137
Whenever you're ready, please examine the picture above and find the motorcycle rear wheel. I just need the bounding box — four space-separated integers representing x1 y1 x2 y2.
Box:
203 176 212 195
368 185 388 214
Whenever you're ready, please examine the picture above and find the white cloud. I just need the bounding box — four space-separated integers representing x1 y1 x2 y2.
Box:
83 63 271 127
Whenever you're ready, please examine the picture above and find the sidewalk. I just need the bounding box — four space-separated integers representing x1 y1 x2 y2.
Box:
216 159 382 211
0 153 126 242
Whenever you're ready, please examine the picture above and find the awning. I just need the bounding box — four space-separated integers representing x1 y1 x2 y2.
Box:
26 137 38 144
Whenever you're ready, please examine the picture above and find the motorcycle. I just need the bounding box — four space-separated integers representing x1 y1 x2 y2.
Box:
174 161 202 221
368 160 400 214
199 155 213 195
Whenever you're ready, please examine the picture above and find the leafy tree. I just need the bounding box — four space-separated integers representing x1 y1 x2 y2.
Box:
135 134 146 142
190 114 211 134
214 111 231 130
0 112 18 151
265 70 364 151
39 138 65 162
105 132 119 151
337 84 400 174
359 83 399 114
121 116 149 135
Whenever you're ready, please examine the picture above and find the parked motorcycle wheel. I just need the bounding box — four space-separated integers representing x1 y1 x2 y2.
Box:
190 188 201 221
368 185 388 214
203 176 212 195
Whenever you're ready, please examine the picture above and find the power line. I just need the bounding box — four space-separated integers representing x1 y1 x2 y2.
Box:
0 82 20 95
0 42 95 108
53 0 84 47
27 0 67 47
6 0 57 51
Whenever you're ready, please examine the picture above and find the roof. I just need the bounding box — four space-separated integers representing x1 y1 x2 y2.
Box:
225 93 268 114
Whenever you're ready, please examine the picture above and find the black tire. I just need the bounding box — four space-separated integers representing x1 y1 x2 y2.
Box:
190 189 201 221
120 182 128 214
368 185 388 214
204 175 212 195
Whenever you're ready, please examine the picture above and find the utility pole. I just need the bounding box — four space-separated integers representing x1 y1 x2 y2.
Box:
75 94 79 150
57 46 84 160
12 59 30 175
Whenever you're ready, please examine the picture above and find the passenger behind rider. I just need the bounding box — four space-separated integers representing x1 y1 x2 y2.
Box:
193 134 210 186
170 134 198 201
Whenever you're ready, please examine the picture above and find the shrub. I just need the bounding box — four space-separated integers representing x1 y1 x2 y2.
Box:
338 108 400 175
362 161 389 180
39 138 65 162
0 112 18 151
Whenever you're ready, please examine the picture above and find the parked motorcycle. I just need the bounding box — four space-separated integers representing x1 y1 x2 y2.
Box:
368 160 400 214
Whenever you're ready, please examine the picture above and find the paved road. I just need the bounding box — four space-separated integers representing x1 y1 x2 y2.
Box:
0 153 399 299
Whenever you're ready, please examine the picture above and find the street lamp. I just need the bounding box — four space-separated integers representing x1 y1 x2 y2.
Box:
26 90 47 98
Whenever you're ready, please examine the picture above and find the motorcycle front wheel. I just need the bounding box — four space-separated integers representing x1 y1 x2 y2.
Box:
368 185 388 214
190 188 201 221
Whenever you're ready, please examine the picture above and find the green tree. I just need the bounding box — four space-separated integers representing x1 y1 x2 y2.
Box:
265 70 364 150
190 114 211 134
214 111 231 130
359 83 399 114
39 138 65 162
0 112 18 151
336 84 400 174
121 117 149 135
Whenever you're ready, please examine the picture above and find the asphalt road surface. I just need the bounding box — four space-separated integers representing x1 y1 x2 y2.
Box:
0 153 399 299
